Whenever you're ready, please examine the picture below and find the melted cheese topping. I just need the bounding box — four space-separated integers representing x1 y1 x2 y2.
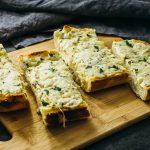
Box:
112 40 150 87
0 44 23 94
22 52 83 109
55 27 126 82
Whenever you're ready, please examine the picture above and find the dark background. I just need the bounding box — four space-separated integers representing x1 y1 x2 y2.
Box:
1 0 150 48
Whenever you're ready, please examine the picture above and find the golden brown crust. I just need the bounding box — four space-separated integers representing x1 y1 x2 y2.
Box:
146 89 150 100
20 50 61 63
132 39 150 46
44 106 90 126
90 72 128 92
20 50 49 58
0 94 29 112
26 50 49 57
142 85 150 100
63 25 94 32
54 26 128 92
129 80 150 101
73 70 128 92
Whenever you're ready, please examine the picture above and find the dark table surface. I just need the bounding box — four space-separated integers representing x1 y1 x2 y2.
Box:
0 41 150 150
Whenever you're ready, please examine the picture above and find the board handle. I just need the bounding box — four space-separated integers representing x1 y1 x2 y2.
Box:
0 119 12 141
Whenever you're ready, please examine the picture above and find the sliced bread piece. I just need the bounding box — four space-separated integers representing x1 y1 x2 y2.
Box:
112 39 150 100
0 44 29 112
54 26 128 92
20 50 90 126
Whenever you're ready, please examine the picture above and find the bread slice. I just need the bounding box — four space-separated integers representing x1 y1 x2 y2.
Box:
112 39 150 101
20 50 90 126
54 25 128 92
0 44 29 112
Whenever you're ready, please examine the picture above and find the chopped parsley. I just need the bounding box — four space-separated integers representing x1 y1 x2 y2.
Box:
128 60 132 64
111 65 119 70
44 89 49 95
49 53 54 57
94 45 100 51
41 100 49 106
53 86 61 91
125 40 133 48
86 65 92 69
138 58 147 62
87 34 92 38
99 68 104 73
143 58 147 62
25 63 29 68
49 67 57 72
135 69 138 73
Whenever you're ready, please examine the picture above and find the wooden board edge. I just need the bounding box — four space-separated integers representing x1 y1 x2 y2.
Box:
74 112 150 149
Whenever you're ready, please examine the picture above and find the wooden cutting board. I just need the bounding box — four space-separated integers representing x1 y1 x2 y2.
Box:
1 36 150 150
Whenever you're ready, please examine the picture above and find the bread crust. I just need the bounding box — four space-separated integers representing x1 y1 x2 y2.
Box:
54 26 128 92
20 50 90 126
44 106 90 126
90 71 128 92
0 93 29 112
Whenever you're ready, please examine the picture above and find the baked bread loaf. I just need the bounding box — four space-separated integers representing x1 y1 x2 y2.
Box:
54 26 128 92
0 44 29 112
112 39 150 100
20 50 90 126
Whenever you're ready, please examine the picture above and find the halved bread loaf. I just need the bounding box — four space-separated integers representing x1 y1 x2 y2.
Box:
20 50 90 126
112 39 150 101
0 44 29 112
54 26 128 92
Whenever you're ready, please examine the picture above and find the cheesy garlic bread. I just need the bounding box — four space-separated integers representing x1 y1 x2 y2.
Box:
20 50 90 126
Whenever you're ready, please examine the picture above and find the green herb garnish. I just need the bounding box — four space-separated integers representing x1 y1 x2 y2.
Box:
99 68 104 73
53 86 61 91
44 89 49 95
49 53 54 57
125 40 133 48
25 63 29 68
125 56 129 59
49 68 57 72
94 46 99 51
135 69 138 73
139 58 147 62
86 65 92 69
128 60 132 64
143 58 147 62
41 100 49 106
87 34 92 38
111 65 119 70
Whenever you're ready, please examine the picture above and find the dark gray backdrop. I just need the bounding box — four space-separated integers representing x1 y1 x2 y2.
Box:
0 0 150 49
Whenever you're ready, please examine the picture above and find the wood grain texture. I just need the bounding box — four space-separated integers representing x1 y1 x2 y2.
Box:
1 36 150 150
